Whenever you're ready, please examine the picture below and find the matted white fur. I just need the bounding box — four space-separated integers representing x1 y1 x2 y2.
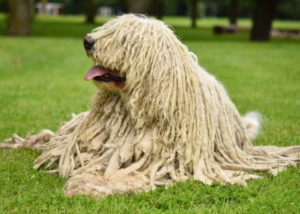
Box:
1 14 299 197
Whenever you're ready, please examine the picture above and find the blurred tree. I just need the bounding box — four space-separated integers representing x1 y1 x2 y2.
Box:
120 0 128 13
250 0 278 41
129 0 153 14
2 0 299 18
42 0 48 14
85 0 95 23
176 0 188 15
128 0 164 19
153 0 164 19
6 0 32 36
61 0 85 14
228 0 238 26
191 0 198 28
277 0 300 20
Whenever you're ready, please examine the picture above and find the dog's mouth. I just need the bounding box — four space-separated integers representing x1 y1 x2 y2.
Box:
85 65 126 88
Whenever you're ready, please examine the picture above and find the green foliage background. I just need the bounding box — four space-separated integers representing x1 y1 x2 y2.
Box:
1 0 300 19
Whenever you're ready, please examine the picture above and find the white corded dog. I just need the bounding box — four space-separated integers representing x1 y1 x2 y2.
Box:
1 14 299 197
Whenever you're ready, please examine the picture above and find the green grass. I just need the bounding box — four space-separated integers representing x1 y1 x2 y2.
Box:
0 14 300 213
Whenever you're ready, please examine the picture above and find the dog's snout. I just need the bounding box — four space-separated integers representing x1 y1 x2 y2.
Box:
84 36 95 51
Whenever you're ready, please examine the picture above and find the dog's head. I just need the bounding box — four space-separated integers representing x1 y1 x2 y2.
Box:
84 14 156 91
83 14 200 124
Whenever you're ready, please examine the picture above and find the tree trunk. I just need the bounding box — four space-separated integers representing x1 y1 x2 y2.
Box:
85 0 95 24
42 0 48 15
228 0 238 26
6 0 32 36
120 0 128 13
29 0 35 17
129 0 153 14
191 0 198 28
250 0 278 41
154 0 164 20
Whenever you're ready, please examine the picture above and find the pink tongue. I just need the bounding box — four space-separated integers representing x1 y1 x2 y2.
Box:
84 65 109 81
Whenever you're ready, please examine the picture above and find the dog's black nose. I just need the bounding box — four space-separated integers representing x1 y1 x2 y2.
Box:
84 36 95 50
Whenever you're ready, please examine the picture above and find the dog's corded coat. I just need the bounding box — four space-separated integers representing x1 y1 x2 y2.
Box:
1 14 300 197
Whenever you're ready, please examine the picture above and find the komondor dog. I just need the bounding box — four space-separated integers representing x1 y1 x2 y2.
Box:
1 14 300 198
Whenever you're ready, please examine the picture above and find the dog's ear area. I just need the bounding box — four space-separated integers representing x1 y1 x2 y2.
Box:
124 41 199 125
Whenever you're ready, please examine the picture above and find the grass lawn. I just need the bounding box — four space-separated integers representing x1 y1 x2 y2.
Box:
0 15 299 213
